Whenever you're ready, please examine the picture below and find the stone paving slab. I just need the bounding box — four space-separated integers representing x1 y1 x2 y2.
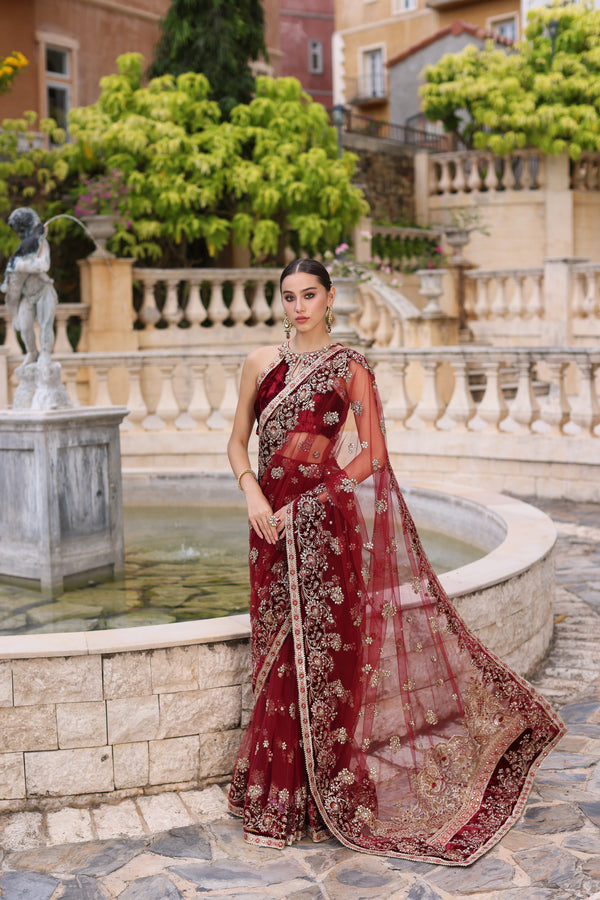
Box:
0 498 599 899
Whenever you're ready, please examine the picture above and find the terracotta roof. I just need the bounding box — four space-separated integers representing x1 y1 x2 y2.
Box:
387 19 513 68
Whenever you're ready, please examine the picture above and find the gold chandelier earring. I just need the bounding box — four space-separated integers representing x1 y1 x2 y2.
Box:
325 307 334 334
283 315 292 339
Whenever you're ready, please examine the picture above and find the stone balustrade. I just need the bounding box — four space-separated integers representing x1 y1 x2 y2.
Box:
132 266 283 348
0 302 88 355
570 152 600 190
3 345 598 441
465 268 545 321
429 149 544 196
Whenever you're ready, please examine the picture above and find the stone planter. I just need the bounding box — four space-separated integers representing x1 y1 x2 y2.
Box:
416 268 448 318
444 227 472 264
83 214 117 258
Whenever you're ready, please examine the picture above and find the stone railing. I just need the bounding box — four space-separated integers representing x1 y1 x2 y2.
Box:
132 267 283 348
571 262 600 318
0 302 88 354
570 152 600 191
2 345 597 437
429 149 544 196
465 268 545 320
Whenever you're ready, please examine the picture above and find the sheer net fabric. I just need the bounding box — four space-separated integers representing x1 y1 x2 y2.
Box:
228 343 565 865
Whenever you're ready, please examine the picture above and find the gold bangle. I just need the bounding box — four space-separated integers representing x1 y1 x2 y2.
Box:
237 467 256 491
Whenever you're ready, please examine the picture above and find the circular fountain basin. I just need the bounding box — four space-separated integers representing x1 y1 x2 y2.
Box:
0 481 556 809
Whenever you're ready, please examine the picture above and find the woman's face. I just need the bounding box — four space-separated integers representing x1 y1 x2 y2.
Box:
281 271 334 337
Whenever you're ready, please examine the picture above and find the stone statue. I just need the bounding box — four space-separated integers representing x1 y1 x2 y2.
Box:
1 207 71 409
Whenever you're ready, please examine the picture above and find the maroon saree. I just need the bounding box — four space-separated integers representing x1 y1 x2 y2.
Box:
228 342 565 865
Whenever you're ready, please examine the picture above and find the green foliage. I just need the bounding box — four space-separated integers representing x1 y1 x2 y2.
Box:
420 3 600 159
60 59 366 265
148 0 266 119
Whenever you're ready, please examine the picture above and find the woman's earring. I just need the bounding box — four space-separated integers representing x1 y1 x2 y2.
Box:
283 315 291 339
325 307 334 334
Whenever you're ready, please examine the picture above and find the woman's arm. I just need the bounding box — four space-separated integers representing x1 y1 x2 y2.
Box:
228 347 282 545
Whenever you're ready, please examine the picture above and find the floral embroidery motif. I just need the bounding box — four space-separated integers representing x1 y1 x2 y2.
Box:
351 400 363 415
323 411 340 425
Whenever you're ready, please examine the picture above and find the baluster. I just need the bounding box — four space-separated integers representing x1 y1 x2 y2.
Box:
490 274 508 318
207 280 229 325
503 155 517 191
507 274 523 319
484 154 499 191
583 272 597 317
385 357 414 427
207 359 240 429
452 158 466 193
532 360 571 435
500 353 540 433
594 273 600 317
467 156 482 191
187 361 211 429
405 359 443 430
586 158 598 190
125 361 147 430
571 271 586 318
565 355 600 436
139 276 161 326
61 362 80 407
463 276 477 319
570 159 584 190
186 278 207 330
521 154 534 189
535 153 545 190
474 276 490 319
525 272 543 319
2 314 22 354
229 277 252 324
438 160 452 195
53 306 73 353
94 363 113 407
429 160 440 195
162 277 183 328
252 278 272 324
154 361 180 428
356 290 378 342
468 357 508 431
374 303 393 347
437 356 475 431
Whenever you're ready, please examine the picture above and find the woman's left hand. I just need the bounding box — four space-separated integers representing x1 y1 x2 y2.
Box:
272 504 290 538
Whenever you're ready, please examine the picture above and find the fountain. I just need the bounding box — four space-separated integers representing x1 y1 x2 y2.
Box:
0 207 127 593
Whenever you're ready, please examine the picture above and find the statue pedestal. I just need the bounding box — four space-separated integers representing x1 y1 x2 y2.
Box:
0 407 128 593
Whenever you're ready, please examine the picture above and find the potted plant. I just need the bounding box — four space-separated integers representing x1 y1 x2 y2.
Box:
74 169 131 256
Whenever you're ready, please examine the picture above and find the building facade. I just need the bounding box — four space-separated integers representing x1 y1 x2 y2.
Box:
333 0 520 124
279 0 334 107
0 0 282 126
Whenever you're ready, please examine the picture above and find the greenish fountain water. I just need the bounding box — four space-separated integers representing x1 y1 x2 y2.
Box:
0 506 483 635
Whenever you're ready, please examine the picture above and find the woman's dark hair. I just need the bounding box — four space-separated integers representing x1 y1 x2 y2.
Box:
280 258 332 291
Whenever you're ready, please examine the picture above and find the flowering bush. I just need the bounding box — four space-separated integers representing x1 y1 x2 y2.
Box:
74 169 131 221
325 233 447 284
0 52 28 95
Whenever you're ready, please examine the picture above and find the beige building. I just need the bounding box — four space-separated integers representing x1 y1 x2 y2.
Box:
333 0 520 123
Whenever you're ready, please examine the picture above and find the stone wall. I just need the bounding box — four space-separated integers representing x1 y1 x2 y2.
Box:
342 132 416 222
0 638 251 811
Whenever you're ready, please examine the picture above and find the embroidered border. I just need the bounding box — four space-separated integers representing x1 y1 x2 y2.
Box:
253 615 292 698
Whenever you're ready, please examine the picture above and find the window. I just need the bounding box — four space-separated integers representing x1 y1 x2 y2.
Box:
392 0 417 13
46 47 70 131
308 40 323 75
362 47 385 98
487 14 519 42
36 32 78 137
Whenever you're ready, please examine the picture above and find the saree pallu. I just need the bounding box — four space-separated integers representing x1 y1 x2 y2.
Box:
228 343 566 865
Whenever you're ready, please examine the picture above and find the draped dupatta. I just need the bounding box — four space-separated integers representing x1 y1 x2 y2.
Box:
228 343 565 865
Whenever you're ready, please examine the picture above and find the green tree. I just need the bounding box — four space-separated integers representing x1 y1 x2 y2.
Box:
62 55 366 265
148 0 266 118
420 3 600 159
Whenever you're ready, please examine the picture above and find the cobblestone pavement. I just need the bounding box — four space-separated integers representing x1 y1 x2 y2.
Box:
0 498 599 900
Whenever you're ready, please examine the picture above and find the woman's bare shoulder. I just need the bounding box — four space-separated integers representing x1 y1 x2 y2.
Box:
242 344 282 379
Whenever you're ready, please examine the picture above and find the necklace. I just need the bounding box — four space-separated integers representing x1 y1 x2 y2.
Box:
282 341 336 382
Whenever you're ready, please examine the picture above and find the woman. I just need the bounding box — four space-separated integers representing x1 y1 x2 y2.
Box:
227 258 565 865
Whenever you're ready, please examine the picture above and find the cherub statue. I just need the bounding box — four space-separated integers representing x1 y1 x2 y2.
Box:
1 206 57 365
1 207 71 409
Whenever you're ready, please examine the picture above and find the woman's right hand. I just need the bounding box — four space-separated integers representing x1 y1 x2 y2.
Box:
246 484 281 545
